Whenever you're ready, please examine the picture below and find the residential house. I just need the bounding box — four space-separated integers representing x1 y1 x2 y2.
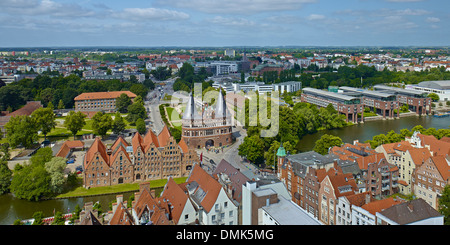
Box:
241 180 291 225
336 191 372 225
131 182 171 225
160 177 198 225
319 171 359 225
412 155 450 210
108 195 134 225
185 164 238 225
352 197 403 225
366 158 400 198
213 159 250 205
376 198 444 225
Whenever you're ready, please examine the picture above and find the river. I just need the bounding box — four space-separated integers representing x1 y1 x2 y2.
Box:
296 115 450 152
0 115 448 225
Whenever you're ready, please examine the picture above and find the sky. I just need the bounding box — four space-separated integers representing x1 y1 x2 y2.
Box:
0 0 448 47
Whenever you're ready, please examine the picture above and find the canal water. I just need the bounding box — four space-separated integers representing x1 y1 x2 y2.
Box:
296 115 450 152
0 115 448 225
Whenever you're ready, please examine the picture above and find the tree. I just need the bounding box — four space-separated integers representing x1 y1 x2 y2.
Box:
44 157 67 194
116 93 132 113
91 111 113 137
57 99 65 110
427 93 440 102
313 134 343 155
32 211 45 225
30 147 53 166
438 185 450 225
64 111 86 139
112 112 126 135
130 83 149 98
136 118 146 134
10 163 51 201
4 115 38 148
52 211 66 225
0 161 12 194
31 107 56 140
238 135 265 165
264 141 297 168
127 100 146 124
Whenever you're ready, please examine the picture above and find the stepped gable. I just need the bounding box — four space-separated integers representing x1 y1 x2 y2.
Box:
84 137 109 168
131 132 144 154
157 125 171 147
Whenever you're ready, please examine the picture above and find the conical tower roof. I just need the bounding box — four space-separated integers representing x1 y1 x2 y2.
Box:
214 90 227 119
183 93 199 120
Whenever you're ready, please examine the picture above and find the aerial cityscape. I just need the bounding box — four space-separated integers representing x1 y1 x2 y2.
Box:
0 0 449 236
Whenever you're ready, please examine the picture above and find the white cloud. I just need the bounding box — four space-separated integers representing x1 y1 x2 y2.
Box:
0 0 95 18
159 0 317 14
112 8 190 21
209 16 255 27
307 14 325 21
426 17 440 23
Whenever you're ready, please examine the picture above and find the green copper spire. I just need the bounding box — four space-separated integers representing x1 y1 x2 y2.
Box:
276 142 286 157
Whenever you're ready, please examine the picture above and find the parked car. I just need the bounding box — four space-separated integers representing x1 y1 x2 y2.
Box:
67 159 75 164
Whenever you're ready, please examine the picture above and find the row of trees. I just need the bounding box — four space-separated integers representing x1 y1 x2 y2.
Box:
0 73 154 112
365 125 450 149
4 94 146 149
238 99 348 167
0 147 77 201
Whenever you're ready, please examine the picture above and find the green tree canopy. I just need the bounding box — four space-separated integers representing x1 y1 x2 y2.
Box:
4 115 38 148
238 135 265 165
313 134 343 155
64 111 86 139
116 93 132 113
136 118 146 134
31 107 56 139
438 185 450 225
112 112 126 135
91 111 113 137
127 100 146 124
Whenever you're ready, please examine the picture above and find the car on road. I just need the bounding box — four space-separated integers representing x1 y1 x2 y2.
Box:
210 159 215 165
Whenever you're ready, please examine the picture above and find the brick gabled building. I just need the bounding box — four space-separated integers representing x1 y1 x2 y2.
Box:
412 155 450 210
319 171 359 225
82 124 199 188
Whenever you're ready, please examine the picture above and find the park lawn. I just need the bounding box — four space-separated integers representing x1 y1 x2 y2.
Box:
56 176 187 198
166 107 181 121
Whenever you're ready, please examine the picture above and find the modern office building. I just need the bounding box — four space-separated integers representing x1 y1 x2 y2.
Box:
373 85 431 115
405 80 450 102
301 87 364 123
339 86 399 119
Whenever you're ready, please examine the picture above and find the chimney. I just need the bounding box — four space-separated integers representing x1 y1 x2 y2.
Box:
365 194 371 205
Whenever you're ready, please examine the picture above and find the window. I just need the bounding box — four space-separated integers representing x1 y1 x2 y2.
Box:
185 214 189 220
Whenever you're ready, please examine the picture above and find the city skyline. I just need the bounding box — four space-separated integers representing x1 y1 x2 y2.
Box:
0 0 448 47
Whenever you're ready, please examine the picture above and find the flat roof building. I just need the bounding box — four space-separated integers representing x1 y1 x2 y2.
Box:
339 86 399 119
406 80 450 102
373 84 431 115
301 87 364 123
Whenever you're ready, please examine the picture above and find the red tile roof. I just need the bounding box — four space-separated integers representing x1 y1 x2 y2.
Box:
160 177 190 224
74 91 136 101
187 164 223 213
361 197 403 216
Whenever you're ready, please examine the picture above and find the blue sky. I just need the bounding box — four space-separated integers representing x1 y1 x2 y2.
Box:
0 0 448 47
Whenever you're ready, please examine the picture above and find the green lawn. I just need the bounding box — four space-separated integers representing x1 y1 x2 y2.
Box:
45 114 137 138
56 177 187 198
